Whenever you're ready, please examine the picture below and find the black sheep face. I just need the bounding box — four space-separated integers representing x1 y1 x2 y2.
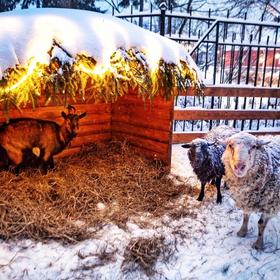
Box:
182 139 212 168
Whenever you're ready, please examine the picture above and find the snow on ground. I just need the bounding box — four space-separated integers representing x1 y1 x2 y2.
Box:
0 145 280 280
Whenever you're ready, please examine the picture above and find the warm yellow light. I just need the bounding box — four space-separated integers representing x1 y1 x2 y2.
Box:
76 63 95 75
76 60 130 81
7 58 38 91
76 62 112 77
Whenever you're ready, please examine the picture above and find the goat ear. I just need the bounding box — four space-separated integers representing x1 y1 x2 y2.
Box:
61 111 67 119
182 143 192 149
256 139 270 147
79 112 87 119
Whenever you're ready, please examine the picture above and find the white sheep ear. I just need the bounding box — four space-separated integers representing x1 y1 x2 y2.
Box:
256 139 270 147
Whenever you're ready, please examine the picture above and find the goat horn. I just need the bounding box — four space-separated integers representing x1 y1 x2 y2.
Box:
67 105 76 114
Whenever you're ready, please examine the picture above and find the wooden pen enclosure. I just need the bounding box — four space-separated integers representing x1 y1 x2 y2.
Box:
112 89 174 164
0 89 174 166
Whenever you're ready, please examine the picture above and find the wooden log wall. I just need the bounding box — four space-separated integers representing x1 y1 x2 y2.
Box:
0 91 174 166
112 90 174 165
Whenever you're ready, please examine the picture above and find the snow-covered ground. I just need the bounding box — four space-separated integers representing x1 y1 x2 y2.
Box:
0 145 280 280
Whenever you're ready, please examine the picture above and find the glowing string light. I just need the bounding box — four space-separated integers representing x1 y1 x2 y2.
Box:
6 58 38 91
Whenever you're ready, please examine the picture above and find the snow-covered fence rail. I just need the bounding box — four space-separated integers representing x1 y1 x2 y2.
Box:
173 86 280 143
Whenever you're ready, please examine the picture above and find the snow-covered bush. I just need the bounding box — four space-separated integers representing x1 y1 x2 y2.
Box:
182 125 237 204
222 132 280 250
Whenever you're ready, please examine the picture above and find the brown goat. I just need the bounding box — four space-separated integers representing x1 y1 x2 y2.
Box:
0 105 86 173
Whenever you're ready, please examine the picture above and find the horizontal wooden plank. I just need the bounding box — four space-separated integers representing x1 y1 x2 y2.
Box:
112 121 170 142
172 130 280 144
172 132 205 143
114 95 173 110
113 131 169 155
0 103 111 121
179 86 280 98
250 130 280 136
130 145 170 165
112 104 172 121
0 112 111 126
38 102 111 114
55 136 112 159
54 147 82 159
174 109 280 121
112 115 171 131
78 123 111 136
70 133 111 148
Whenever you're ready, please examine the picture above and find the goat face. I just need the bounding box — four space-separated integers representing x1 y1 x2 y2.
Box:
61 111 87 137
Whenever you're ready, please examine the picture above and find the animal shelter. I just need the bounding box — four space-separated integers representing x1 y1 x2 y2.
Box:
0 8 203 243
0 8 202 166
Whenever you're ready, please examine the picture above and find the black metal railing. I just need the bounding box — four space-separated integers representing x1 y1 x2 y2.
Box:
114 5 280 133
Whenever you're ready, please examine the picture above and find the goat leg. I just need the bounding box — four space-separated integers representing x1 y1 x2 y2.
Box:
49 156 54 169
42 161 48 174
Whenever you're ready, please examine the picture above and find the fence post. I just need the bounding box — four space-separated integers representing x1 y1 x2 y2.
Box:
159 1 167 36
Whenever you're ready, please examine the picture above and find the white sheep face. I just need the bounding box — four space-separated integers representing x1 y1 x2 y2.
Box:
222 133 269 178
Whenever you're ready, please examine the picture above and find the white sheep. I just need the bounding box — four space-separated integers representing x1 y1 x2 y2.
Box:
222 132 280 250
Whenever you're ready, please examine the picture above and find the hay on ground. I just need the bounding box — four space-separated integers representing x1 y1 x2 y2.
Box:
121 236 173 276
0 140 193 243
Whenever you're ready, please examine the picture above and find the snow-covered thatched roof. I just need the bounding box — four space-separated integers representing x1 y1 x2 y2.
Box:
0 8 203 108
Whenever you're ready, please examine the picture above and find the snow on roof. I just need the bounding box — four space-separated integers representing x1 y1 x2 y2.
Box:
0 8 201 79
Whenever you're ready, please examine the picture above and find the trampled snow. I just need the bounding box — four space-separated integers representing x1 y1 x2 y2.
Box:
0 8 201 78
0 145 279 280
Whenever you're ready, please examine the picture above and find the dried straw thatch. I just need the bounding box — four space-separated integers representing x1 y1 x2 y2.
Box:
0 141 194 244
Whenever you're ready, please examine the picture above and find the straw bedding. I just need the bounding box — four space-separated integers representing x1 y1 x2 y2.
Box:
0 141 195 244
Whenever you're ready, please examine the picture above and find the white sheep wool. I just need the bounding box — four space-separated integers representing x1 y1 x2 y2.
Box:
223 134 280 216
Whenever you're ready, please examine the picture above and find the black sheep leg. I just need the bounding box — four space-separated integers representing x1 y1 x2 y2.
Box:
197 182 206 201
215 177 222 203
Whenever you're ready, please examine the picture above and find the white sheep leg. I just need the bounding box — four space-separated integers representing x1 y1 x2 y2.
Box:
237 212 250 237
253 214 270 250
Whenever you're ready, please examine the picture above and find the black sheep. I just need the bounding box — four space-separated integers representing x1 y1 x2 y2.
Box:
182 125 237 203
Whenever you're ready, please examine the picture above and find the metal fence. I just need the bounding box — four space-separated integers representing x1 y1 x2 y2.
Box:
114 6 280 133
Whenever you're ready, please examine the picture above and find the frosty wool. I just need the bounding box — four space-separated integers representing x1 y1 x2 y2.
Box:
222 132 280 250
182 125 237 203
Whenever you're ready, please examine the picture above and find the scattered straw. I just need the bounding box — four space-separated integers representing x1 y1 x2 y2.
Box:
0 140 193 243
122 236 173 276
